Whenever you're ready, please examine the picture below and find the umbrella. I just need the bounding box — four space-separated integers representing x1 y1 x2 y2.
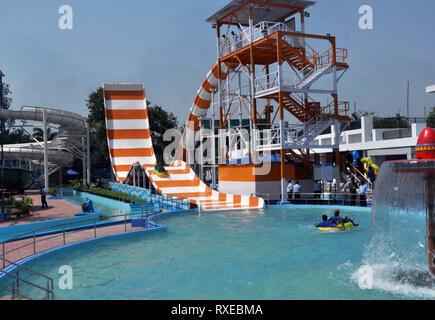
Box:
67 169 79 175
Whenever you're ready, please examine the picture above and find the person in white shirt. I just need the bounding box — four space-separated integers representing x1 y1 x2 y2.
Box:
286 179 293 201
293 181 302 203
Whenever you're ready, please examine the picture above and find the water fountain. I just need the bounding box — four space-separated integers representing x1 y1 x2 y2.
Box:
358 128 435 294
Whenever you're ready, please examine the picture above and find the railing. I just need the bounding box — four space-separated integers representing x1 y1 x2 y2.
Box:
253 71 304 96
255 127 282 151
0 257 54 300
252 192 372 207
0 206 161 300
382 128 412 140
219 20 348 70
152 194 192 211
321 100 350 117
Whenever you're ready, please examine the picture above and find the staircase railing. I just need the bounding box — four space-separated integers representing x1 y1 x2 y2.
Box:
321 100 350 117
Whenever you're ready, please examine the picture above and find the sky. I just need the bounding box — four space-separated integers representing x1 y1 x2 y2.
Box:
0 0 434 122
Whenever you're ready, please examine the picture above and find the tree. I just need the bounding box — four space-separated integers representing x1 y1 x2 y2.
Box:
32 127 58 141
1 82 31 144
86 87 109 168
428 107 435 128
147 104 178 164
1 82 12 110
85 88 179 168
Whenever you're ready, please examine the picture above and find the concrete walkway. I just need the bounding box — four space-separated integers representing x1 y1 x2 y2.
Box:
0 190 81 227
2 222 146 269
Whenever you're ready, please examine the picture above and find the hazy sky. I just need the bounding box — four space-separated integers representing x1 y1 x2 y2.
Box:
0 0 434 122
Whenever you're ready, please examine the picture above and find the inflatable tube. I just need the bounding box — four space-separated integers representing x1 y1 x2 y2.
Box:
153 169 168 178
317 227 336 232
317 222 355 232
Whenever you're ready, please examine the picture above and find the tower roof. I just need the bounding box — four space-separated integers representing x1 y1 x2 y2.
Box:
206 0 315 25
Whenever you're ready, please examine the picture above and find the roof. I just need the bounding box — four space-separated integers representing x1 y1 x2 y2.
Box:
206 0 315 25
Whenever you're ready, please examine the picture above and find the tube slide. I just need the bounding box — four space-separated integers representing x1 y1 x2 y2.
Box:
103 81 264 211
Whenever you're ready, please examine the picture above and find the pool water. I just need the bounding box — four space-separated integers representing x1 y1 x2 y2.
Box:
59 191 131 219
8 205 434 300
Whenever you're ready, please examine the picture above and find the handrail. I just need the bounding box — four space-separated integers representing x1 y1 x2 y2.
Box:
251 191 373 207
321 100 350 117
0 266 54 300
348 163 374 190
0 189 189 300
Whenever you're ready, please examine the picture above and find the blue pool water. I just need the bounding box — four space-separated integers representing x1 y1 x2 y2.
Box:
59 190 131 219
6 205 434 300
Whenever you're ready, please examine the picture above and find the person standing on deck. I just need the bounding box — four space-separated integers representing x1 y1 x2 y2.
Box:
359 182 368 207
40 186 48 209
286 179 293 201
293 181 302 204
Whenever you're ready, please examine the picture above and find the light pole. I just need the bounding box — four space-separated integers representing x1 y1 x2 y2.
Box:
0 69 5 216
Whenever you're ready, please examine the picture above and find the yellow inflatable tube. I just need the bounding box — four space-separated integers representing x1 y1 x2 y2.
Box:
153 169 168 178
317 223 354 232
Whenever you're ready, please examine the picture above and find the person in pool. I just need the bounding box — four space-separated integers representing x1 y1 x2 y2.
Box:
342 216 359 227
315 215 336 228
329 209 343 225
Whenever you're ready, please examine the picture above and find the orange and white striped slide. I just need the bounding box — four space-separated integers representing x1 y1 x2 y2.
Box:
103 67 264 212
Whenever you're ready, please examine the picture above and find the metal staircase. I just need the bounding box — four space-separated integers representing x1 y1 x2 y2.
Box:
285 118 336 148
280 40 315 71
255 117 335 152
296 65 332 90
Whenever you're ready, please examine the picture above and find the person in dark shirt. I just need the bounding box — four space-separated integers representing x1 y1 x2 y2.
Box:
316 215 335 228
40 186 48 209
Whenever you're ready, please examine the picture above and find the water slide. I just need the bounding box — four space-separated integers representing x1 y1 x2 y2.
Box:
103 66 264 211
0 107 86 190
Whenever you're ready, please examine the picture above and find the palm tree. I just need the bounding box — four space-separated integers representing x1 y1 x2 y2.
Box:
32 128 57 142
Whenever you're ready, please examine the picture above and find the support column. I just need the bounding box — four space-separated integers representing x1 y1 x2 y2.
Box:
249 5 257 128
81 136 86 186
86 122 91 185
330 36 340 167
279 92 286 201
211 91 217 189
43 110 49 190
277 34 286 201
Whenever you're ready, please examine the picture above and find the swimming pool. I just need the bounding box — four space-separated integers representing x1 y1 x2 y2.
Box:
6 204 433 300
58 190 131 219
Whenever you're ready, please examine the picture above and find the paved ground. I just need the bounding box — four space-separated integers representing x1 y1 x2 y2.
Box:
1 223 145 269
0 190 81 227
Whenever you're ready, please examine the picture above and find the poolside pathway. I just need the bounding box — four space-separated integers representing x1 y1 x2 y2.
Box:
2 223 146 269
0 190 81 227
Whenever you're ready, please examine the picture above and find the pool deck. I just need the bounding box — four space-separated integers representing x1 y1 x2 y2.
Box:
1 223 145 269
0 190 81 227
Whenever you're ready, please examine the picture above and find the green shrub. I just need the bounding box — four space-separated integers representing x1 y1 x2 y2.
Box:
14 197 33 214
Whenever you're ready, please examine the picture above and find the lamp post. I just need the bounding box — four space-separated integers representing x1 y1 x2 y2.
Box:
0 69 5 216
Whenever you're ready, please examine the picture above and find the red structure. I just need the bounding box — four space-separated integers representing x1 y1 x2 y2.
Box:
416 127 435 160
415 128 435 275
